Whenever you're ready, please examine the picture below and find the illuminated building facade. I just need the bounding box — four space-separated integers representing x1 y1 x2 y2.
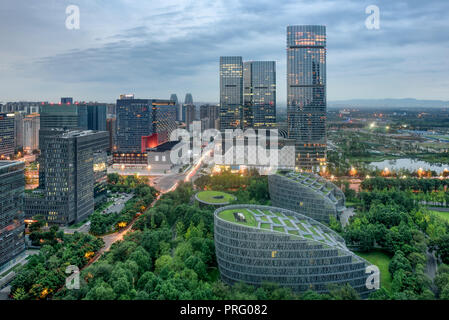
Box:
287 25 327 171
153 104 177 145
214 204 376 297
243 61 276 128
23 114 40 152
220 56 243 130
0 113 15 158
116 97 176 153
93 151 108 204
24 129 108 225
0 161 25 271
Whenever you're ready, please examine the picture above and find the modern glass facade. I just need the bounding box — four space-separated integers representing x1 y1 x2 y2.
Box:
184 93 193 105
169 94 180 121
214 204 376 298
116 98 176 153
39 104 85 130
220 56 243 130
268 171 346 223
243 61 276 128
200 104 220 130
287 25 327 171
24 129 109 225
153 104 177 145
0 113 15 158
87 104 107 131
0 161 25 269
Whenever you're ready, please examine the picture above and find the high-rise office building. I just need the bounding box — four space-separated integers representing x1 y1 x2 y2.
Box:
287 25 327 170
185 104 196 131
170 94 181 121
40 103 106 132
152 103 177 145
23 114 40 152
87 104 107 131
0 161 26 271
14 112 24 151
106 118 116 152
243 61 276 128
116 97 176 153
184 93 193 105
39 104 85 130
24 129 109 225
0 113 15 158
220 56 243 130
200 104 220 130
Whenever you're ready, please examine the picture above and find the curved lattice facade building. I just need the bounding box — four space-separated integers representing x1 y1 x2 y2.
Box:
214 205 376 298
268 171 346 223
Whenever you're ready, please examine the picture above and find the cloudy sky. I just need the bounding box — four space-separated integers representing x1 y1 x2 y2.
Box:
1 0 448 104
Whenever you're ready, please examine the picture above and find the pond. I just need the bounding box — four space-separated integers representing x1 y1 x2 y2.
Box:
369 158 449 174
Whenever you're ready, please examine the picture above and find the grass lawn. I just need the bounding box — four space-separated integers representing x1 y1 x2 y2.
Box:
355 250 392 292
260 223 271 229
271 217 281 225
429 210 449 223
219 208 257 227
196 191 235 204
273 226 285 233
284 220 294 228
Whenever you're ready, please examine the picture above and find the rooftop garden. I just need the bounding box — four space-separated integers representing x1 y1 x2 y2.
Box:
217 206 347 249
196 190 236 205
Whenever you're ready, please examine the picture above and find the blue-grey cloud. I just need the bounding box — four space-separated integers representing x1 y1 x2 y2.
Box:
0 0 448 103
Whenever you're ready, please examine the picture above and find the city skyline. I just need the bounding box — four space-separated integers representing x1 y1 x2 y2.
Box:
1 0 449 103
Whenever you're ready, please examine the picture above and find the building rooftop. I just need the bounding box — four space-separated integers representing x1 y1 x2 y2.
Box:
0 161 25 174
217 205 347 249
277 170 345 208
195 191 236 205
149 140 181 152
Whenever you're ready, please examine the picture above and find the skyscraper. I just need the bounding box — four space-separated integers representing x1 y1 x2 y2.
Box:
14 112 24 151
23 113 40 152
219 56 243 130
200 104 220 130
0 113 15 158
185 104 196 131
87 104 107 131
170 94 181 121
24 129 109 225
184 93 193 105
115 97 176 153
243 61 276 128
287 25 327 171
39 104 86 130
0 161 25 270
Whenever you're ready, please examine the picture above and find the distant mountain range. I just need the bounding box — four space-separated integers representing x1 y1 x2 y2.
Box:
328 98 449 109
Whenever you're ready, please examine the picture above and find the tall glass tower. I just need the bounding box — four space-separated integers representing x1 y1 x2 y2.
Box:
219 56 243 130
243 61 276 128
287 25 327 171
